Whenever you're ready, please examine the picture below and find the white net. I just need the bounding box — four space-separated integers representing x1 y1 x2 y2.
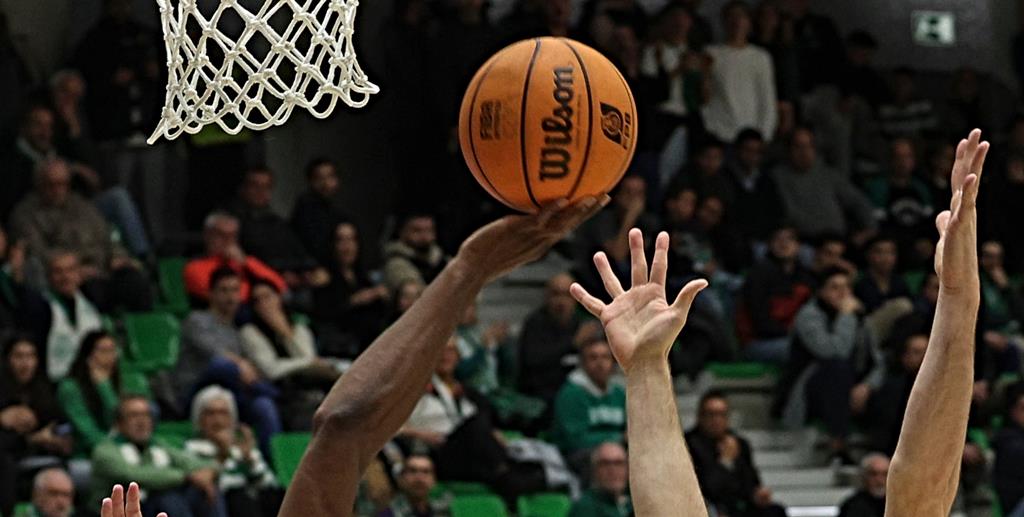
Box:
148 0 379 144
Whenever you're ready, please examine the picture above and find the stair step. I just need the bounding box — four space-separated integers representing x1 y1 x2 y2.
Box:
753 449 817 469
761 467 837 488
773 487 855 508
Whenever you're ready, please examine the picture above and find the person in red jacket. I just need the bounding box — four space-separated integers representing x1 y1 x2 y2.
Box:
184 211 286 303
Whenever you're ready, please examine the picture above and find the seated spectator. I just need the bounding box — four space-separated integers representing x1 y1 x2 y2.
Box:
184 211 287 303
574 176 658 295
290 159 353 266
517 273 584 402
737 225 814 363
568 442 632 517
809 234 858 278
177 267 282 456
311 221 389 358
861 332 927 454
229 167 325 287
877 67 939 139
551 337 626 474
725 128 784 244
455 301 512 396
685 391 785 517
838 453 889 517
773 127 877 242
853 237 911 314
985 153 1024 271
0 336 70 517
26 467 75 517
383 213 448 291
862 139 935 268
10 159 152 312
401 339 546 504
90 396 227 517
186 386 283 517
34 251 104 381
672 139 733 206
780 268 882 464
979 241 1023 368
836 31 887 110
388 279 424 325
925 140 955 213
58 330 150 453
995 388 1024 517
376 454 451 517
49 69 96 166
701 1 777 143
0 224 45 335
241 280 342 430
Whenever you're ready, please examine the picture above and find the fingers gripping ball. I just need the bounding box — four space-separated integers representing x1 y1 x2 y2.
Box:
459 37 638 213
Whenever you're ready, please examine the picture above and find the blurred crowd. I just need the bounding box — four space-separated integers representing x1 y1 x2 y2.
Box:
2 0 1024 516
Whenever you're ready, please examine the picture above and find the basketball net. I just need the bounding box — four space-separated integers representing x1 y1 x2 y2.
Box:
147 0 379 144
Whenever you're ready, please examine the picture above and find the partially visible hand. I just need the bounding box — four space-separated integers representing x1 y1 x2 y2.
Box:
570 230 707 373
935 130 989 292
187 467 220 501
237 359 260 386
305 267 331 288
972 380 990 403
850 383 871 414
101 483 167 517
988 266 1010 289
984 331 1009 352
718 435 740 463
238 425 257 459
0 405 38 434
483 321 510 349
223 244 246 263
962 442 985 466
211 428 234 454
457 197 607 284
752 485 773 507
28 423 71 454
839 296 862 315
80 264 103 281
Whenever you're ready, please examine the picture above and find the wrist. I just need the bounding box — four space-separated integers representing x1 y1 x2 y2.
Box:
446 256 488 292
623 355 671 379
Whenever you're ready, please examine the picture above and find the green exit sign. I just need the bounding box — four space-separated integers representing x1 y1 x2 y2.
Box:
912 11 956 47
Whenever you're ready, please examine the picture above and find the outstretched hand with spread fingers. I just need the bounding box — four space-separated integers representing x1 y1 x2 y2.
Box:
570 229 707 373
935 128 989 291
101 483 167 517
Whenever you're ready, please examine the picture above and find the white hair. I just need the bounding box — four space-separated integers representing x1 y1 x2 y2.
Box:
202 210 238 231
33 467 72 493
190 385 238 428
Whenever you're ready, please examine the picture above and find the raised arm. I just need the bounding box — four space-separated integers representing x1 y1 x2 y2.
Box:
571 229 708 516
278 197 605 517
886 130 989 516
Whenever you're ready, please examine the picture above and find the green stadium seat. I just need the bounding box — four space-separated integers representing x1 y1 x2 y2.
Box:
450 495 509 517
706 362 779 379
436 482 492 496
123 312 180 372
271 432 311 486
517 493 571 517
119 360 151 397
156 257 190 316
11 502 32 517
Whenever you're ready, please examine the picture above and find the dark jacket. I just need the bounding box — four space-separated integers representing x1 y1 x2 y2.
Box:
516 309 580 402
724 167 785 242
229 202 318 273
684 428 761 515
289 191 352 266
738 257 814 343
838 490 885 517
995 422 1024 513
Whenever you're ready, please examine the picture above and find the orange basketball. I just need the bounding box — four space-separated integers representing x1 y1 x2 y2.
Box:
458 37 638 213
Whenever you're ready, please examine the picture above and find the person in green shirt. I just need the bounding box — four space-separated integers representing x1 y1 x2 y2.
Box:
569 442 633 517
551 337 626 474
16 467 76 517
57 331 149 453
89 395 226 517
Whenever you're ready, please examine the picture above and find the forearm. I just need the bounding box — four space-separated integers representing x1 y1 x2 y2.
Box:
625 360 707 516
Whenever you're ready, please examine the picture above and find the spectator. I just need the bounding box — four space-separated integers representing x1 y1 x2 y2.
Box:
861 333 927 454
675 0 713 50
985 153 1024 273
701 1 777 143
568 442 632 517
574 176 658 296
10 159 152 312
780 267 881 464
177 267 282 456
35 251 104 381
25 468 75 517
389 280 424 325
4 104 151 259
0 336 70 517
58 330 150 454
551 337 626 473
229 167 325 288
454 301 510 396
942 67 998 140
401 339 546 504
673 138 733 206
838 453 889 517
737 225 814 363
183 211 287 303
290 158 352 265
751 0 800 104
49 69 96 166
517 273 584 402
89 396 227 517
995 388 1024 516
773 127 877 242
863 139 934 268
0 224 45 335
978 241 1023 375
685 391 784 517
837 31 887 110
809 234 858 278
377 455 451 517
925 141 955 213
785 0 844 92
724 128 785 244
73 0 168 244
241 280 342 430
186 386 282 517
311 221 389 358
877 68 939 139
853 237 911 314
383 213 448 291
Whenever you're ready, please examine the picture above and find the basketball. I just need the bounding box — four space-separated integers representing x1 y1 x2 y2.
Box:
458 37 638 213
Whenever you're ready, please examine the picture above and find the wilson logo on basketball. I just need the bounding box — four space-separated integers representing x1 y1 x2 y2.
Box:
539 66 575 181
600 102 632 149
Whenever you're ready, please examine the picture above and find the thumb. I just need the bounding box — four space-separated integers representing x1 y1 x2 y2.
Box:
672 279 709 312
935 210 951 238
